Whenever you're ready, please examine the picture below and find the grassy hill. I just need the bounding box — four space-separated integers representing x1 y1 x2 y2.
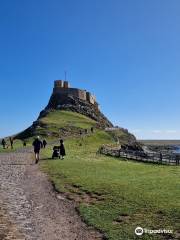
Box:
0 110 177 239
21 110 179 240
15 110 96 140
15 110 135 145
40 110 97 129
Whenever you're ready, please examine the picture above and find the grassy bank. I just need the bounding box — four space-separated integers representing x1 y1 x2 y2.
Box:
41 132 180 240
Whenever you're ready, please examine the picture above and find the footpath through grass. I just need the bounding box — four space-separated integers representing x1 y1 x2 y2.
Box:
0 139 28 153
41 131 180 240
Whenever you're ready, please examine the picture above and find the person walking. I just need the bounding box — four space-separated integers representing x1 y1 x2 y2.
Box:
1 139 6 149
159 152 163 163
42 139 47 148
32 136 43 164
175 155 179 165
60 139 66 159
9 137 14 149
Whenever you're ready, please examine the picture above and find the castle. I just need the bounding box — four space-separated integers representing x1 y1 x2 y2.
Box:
52 80 99 109
16 79 113 139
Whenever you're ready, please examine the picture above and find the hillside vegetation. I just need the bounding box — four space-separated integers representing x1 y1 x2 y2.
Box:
40 110 97 131
32 110 179 240
16 110 135 145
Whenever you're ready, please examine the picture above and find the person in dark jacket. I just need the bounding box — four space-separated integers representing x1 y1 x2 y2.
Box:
1 139 6 149
32 136 43 164
9 137 14 149
175 155 179 165
42 139 47 148
159 152 163 163
60 139 66 159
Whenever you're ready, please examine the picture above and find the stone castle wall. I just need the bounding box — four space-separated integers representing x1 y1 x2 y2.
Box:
86 92 96 104
53 80 97 106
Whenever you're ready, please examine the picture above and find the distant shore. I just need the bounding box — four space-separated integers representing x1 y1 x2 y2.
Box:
139 139 180 145
139 139 180 154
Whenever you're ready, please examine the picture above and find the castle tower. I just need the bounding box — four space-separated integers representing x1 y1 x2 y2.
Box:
63 81 70 88
54 80 64 88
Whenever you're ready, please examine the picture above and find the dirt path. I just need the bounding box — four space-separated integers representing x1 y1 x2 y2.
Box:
0 149 102 240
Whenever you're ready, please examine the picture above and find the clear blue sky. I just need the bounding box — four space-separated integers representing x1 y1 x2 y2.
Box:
0 0 180 139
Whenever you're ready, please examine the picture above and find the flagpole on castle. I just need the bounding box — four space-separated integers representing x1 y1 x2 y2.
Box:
64 71 67 81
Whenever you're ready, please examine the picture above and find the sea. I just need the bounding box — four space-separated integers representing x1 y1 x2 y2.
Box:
173 145 180 154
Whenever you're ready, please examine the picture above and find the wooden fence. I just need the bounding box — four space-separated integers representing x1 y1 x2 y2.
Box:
99 146 180 166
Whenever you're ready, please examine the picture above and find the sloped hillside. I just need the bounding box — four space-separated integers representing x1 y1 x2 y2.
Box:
15 110 136 146
44 94 113 128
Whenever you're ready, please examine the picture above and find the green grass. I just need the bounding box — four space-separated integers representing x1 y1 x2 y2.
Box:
40 110 97 129
41 131 180 240
27 110 98 139
4 110 179 239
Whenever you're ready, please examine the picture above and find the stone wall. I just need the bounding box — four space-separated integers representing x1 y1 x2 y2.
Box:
64 81 69 88
53 87 87 101
54 80 64 88
77 89 87 101
54 80 70 88
53 80 97 105
86 92 96 104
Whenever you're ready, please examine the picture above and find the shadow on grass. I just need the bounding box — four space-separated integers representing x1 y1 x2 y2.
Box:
40 157 64 161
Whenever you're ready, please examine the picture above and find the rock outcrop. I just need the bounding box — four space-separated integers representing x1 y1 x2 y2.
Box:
15 81 137 144
42 94 113 129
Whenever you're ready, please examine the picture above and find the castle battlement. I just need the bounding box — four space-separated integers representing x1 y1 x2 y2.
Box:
53 80 97 106
54 80 70 88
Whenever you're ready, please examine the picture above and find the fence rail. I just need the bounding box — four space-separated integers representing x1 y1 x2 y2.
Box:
99 147 180 166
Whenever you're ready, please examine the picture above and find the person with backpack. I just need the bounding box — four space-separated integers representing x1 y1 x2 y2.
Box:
9 137 14 149
32 136 43 164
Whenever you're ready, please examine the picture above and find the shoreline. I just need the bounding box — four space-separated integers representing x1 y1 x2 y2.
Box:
139 140 180 154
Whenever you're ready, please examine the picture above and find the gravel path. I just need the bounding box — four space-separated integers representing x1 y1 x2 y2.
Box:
0 149 102 240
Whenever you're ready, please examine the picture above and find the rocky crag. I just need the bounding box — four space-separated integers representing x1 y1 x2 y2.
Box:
16 81 113 138
41 97 113 129
43 80 113 128
15 80 136 145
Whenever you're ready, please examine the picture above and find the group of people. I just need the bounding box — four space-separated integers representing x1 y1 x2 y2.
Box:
1 137 14 149
32 136 65 164
79 127 94 136
1 138 47 150
1 135 65 164
1 126 94 164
